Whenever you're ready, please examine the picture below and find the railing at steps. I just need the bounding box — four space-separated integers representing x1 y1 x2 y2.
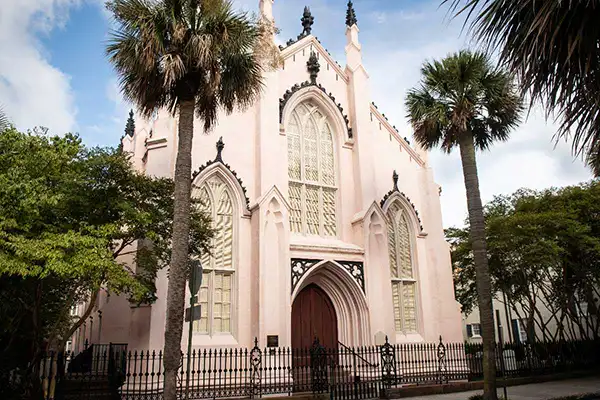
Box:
330 341 381 400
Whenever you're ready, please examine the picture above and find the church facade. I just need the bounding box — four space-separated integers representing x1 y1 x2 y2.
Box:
98 0 462 352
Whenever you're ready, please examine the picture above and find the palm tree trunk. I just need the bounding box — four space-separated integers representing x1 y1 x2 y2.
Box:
163 99 195 400
458 132 498 400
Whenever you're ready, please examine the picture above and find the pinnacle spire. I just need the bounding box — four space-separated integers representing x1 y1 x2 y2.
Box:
215 137 225 162
307 52 320 84
299 6 314 38
124 109 135 137
346 1 357 27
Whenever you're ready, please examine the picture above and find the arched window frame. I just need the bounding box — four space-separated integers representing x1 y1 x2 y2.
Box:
191 167 245 338
286 99 339 237
385 201 419 334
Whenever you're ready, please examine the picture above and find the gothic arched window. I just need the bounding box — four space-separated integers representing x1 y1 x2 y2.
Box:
387 203 417 333
287 101 337 236
193 176 234 335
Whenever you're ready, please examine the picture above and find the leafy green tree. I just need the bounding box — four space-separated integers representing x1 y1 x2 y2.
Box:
105 1 277 396
0 128 212 399
444 0 600 175
405 50 523 400
450 184 600 343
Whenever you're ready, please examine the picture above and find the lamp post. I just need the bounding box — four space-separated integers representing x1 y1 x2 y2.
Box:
496 309 508 400
186 258 203 399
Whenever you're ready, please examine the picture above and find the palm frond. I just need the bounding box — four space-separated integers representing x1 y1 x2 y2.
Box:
105 0 267 128
405 50 522 153
444 0 600 157
0 107 11 132
585 142 600 178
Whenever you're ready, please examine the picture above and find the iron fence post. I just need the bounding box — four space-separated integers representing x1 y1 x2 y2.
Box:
380 336 396 391
437 336 446 384
249 337 262 399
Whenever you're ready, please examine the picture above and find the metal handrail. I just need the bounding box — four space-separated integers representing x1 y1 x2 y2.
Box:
337 341 377 368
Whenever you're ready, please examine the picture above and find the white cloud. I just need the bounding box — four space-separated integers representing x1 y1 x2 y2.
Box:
0 0 80 134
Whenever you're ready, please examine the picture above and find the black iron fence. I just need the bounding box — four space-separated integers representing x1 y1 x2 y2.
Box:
40 337 600 400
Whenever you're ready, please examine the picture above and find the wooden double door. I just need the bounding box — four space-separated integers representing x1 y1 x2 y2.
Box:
291 284 338 351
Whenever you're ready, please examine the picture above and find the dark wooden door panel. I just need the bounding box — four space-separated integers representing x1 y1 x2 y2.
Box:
292 284 338 352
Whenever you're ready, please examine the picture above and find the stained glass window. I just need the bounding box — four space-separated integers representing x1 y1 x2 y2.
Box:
287 101 337 236
387 203 418 333
191 176 234 335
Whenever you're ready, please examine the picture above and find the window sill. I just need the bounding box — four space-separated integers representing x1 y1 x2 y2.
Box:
191 333 239 348
290 235 364 256
395 332 424 343
471 335 482 339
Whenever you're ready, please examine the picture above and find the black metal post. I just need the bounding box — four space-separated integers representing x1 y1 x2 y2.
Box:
98 310 103 343
89 316 94 345
502 290 513 344
186 259 203 399
496 309 508 400
186 261 197 400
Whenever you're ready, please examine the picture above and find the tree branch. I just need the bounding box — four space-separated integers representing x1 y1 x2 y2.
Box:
59 289 100 350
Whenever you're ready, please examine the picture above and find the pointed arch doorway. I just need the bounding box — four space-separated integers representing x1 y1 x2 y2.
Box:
291 283 338 351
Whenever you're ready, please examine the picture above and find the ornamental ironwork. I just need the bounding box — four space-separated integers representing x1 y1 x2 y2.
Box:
279 81 353 139
380 336 397 388
336 260 365 292
291 258 322 293
249 338 262 398
437 335 447 384
380 171 424 232
191 137 250 210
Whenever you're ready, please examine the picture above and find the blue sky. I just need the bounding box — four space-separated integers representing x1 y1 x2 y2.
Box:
0 0 592 227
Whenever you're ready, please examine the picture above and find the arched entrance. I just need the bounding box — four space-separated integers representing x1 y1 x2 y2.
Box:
291 284 338 350
291 261 371 348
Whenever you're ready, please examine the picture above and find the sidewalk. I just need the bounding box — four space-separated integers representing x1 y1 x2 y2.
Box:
398 377 600 400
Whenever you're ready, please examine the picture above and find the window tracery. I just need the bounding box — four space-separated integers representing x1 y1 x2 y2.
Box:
287 101 337 236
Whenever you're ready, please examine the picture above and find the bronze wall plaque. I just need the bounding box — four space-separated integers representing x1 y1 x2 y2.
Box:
267 335 279 347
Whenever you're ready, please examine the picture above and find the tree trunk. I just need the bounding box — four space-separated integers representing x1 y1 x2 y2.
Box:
163 100 195 400
458 133 498 400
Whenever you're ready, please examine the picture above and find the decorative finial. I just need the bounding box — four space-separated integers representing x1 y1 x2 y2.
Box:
346 1 357 27
300 6 314 38
307 52 320 84
125 109 135 137
392 170 399 191
215 137 224 162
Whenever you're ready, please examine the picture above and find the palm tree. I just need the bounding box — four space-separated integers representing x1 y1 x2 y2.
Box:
405 50 523 400
0 107 10 131
444 0 600 175
105 1 270 398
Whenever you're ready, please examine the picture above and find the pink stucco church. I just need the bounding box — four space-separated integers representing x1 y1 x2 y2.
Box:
94 0 462 352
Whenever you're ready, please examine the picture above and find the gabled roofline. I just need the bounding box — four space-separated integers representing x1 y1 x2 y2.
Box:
369 103 425 167
280 35 349 84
